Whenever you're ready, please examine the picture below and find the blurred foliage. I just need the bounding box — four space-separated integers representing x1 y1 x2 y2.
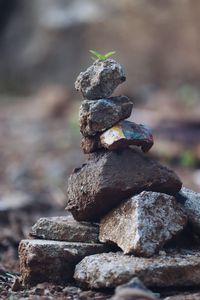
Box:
179 150 197 168
177 84 200 107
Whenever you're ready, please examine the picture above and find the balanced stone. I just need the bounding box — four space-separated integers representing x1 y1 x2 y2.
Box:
100 120 154 152
74 248 200 289
111 278 157 300
19 239 109 286
30 216 99 243
81 136 100 154
75 59 126 100
99 191 187 257
176 187 200 234
79 96 133 136
66 148 182 221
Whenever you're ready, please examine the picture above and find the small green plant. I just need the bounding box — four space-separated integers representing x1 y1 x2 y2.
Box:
90 50 116 61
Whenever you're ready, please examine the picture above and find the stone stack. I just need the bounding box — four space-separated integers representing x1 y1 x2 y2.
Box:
18 58 200 296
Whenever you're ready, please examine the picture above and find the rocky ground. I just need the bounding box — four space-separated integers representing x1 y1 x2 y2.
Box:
0 88 200 299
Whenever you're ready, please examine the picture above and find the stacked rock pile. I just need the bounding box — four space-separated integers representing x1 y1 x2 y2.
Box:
19 58 200 297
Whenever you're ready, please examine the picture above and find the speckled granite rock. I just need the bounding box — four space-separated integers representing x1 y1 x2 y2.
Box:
19 239 109 286
30 216 99 243
111 277 157 300
75 59 126 99
176 187 200 234
99 191 187 257
164 293 200 300
66 148 182 221
79 96 133 136
100 120 153 152
74 248 200 289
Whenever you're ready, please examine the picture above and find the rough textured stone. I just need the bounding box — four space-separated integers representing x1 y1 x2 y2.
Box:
100 120 154 152
66 148 182 221
19 239 109 286
176 187 200 234
79 96 133 136
81 136 101 154
74 248 200 289
164 293 200 300
111 278 157 300
99 191 187 257
75 59 126 100
30 216 99 243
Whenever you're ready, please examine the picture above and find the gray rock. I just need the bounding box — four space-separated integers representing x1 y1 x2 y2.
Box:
19 239 109 286
30 216 99 243
75 59 126 99
79 96 133 136
99 191 187 257
74 248 200 289
66 148 182 222
111 277 158 300
176 187 200 234
164 293 200 300
100 120 153 152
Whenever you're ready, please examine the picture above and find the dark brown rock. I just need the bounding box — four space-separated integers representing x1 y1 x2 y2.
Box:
100 120 154 152
75 59 126 100
66 148 182 221
81 136 101 154
30 216 99 243
79 97 133 136
19 239 109 286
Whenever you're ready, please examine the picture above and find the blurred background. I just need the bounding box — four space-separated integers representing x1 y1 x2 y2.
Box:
0 0 200 279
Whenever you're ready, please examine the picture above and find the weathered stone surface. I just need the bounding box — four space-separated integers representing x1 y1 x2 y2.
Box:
176 187 200 234
66 148 182 221
75 59 126 100
81 136 101 154
74 248 200 289
19 239 109 286
164 293 200 300
30 216 99 243
100 120 154 152
111 277 157 300
99 191 187 257
79 97 133 136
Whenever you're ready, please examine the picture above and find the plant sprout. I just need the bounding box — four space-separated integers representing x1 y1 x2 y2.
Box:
89 50 116 61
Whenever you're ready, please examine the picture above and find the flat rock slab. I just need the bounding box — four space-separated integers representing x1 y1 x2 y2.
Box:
176 187 200 234
99 191 187 257
66 148 182 221
79 97 133 136
19 239 109 286
75 59 126 100
30 216 99 243
74 248 200 289
164 293 200 300
100 120 154 152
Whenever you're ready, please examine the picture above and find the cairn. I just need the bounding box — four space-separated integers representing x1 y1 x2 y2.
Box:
19 57 200 296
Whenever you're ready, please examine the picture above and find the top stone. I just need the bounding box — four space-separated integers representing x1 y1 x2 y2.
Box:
75 59 126 100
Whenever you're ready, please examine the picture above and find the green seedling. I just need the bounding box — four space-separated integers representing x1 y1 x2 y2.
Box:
90 50 116 61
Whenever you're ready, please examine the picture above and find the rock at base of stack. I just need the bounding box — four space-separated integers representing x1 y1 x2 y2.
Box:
74 248 200 289
66 148 182 222
30 216 99 243
99 191 187 257
19 216 111 286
